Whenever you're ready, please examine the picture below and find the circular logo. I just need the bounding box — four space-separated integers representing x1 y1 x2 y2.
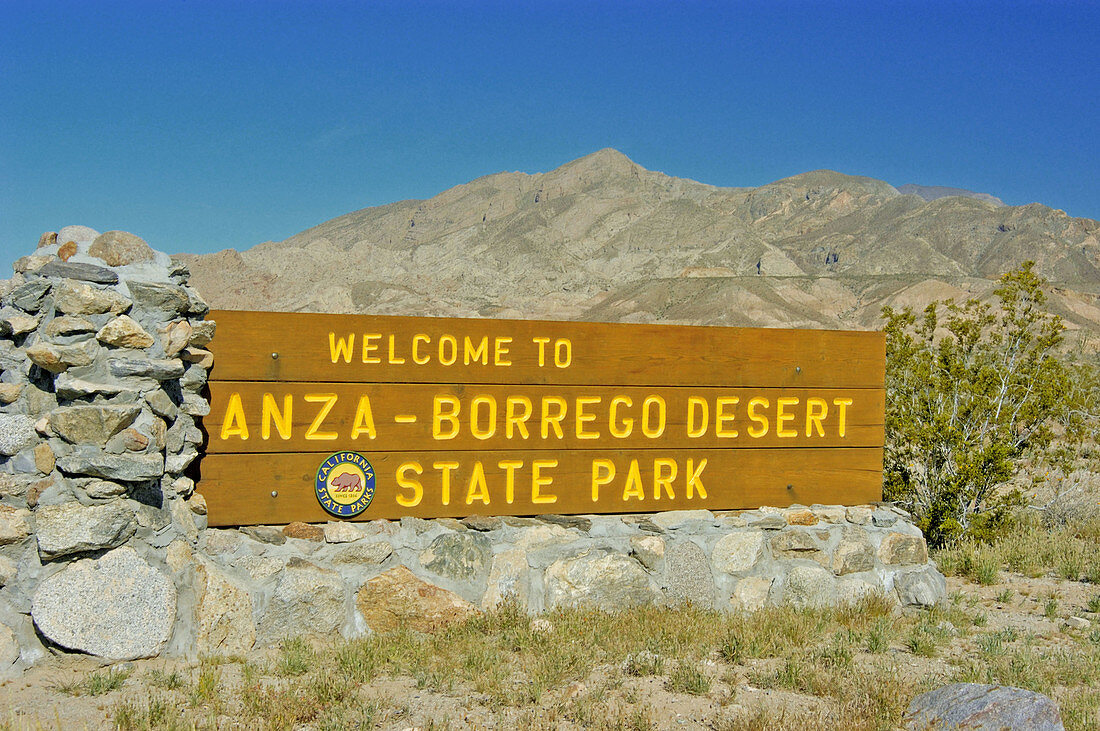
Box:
315 451 376 518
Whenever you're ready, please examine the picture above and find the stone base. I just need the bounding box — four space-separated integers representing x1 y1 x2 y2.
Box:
148 504 944 659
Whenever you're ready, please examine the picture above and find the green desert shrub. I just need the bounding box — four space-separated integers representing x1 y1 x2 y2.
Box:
881 262 1097 546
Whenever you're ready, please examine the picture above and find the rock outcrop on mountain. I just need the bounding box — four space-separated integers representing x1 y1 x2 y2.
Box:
179 149 1100 346
896 184 1005 207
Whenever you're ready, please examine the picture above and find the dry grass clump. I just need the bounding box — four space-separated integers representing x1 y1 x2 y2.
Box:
936 513 1100 583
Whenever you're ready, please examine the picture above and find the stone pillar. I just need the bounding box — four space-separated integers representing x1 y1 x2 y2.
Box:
0 226 214 670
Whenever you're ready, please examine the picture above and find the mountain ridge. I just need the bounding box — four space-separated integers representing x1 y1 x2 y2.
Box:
178 149 1100 348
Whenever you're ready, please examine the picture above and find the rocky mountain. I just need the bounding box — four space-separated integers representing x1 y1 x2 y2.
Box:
179 149 1100 347
896 184 1005 207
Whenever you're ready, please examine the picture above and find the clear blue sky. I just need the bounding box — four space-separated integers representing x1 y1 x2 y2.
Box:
1 0 1097 272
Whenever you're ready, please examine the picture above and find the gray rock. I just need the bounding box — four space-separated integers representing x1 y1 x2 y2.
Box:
48 404 141 446
831 526 876 575
482 547 530 609
24 340 98 372
188 320 216 346
420 531 491 581
56 447 164 481
322 521 365 543
179 363 207 391
257 558 344 645
35 500 137 559
43 315 96 337
83 479 128 498
8 279 51 311
145 389 179 419
629 534 665 571
53 280 131 315
0 414 37 456
108 358 185 380
730 576 774 611
0 505 33 545
192 556 255 655
537 514 592 532
240 525 286 545
905 683 1064 730
0 623 20 673
871 509 898 527
56 225 100 245
331 540 394 566
88 231 155 267
461 514 502 532
665 540 715 605
770 529 825 561
127 281 190 315
31 546 175 660
55 372 153 399
165 447 198 474
0 556 17 586
783 565 838 609
895 566 947 607
750 514 787 530
878 532 929 565
651 509 715 530
712 530 765 574
545 550 662 610
97 315 154 349
35 260 119 284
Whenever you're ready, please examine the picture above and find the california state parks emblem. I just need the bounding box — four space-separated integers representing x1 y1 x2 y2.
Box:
315 451 376 518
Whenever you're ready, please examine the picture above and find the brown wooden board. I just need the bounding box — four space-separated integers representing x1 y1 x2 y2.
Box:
206 310 885 388
205 382 884 453
197 310 886 524
198 447 883 526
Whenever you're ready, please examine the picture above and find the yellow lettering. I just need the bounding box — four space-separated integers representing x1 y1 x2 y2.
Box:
434 460 459 506
591 458 615 501
412 334 431 364
531 459 558 504
541 396 567 439
261 393 290 440
220 392 249 440
396 462 423 507
533 336 550 366
609 396 634 438
747 397 770 438
642 395 666 438
687 396 708 438
361 333 381 364
554 338 572 367
806 397 828 437
505 396 532 439
716 396 740 438
499 460 523 504
622 459 645 501
575 396 601 440
833 397 853 437
777 397 799 438
653 458 677 500
329 333 354 364
387 334 406 364
432 395 461 440
304 393 339 440
463 335 489 365
470 395 497 440
465 461 490 505
438 335 457 366
350 395 377 440
494 336 512 366
686 458 708 499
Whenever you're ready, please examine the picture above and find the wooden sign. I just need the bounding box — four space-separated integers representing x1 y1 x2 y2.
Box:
197 310 885 526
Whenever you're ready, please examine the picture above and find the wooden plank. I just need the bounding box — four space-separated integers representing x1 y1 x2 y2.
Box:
206 310 885 388
197 447 883 526
205 382 884 453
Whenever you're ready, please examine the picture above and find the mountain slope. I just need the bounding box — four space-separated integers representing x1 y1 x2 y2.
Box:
178 149 1100 345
